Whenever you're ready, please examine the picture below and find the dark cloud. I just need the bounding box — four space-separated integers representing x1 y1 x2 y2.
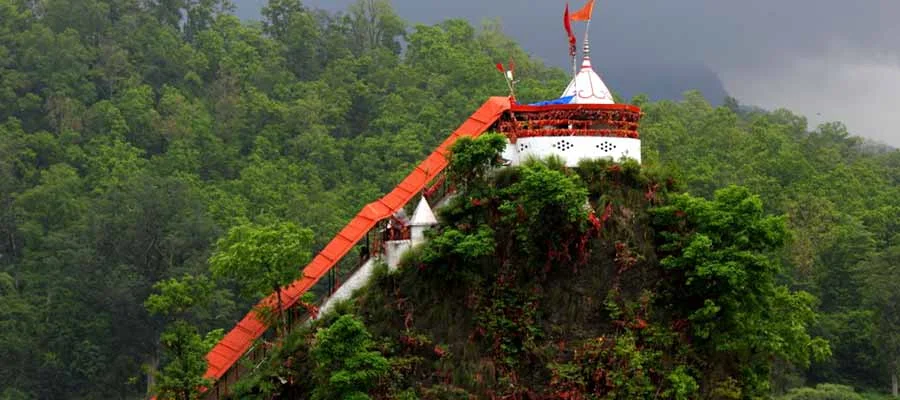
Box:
237 0 899 145
298 0 898 66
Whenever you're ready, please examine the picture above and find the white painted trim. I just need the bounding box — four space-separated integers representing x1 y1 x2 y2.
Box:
507 136 641 166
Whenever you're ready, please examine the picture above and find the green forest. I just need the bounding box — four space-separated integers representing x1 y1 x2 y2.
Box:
0 0 896 399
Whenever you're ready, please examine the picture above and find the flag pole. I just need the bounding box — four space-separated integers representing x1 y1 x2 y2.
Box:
507 69 517 101
570 0 595 72
572 46 578 78
497 63 516 101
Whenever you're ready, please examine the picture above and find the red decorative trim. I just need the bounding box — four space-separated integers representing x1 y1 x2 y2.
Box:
508 129 639 139
499 104 642 140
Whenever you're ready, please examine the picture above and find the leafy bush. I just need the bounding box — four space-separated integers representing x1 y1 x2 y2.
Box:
311 315 389 400
778 383 865 400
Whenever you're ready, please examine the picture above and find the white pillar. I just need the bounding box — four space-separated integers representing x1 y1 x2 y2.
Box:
384 240 412 271
411 226 428 247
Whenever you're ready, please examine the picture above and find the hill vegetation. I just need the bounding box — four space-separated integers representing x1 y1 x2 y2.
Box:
303 136 828 399
0 0 896 399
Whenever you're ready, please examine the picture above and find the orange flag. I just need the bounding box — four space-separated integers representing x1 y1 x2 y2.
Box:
570 0 595 21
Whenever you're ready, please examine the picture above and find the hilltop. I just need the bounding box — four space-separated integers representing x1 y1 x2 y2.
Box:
229 135 825 399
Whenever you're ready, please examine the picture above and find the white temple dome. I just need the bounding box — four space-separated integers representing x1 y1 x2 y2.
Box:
560 58 614 104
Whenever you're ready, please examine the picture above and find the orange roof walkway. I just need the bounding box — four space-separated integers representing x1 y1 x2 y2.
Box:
202 97 512 390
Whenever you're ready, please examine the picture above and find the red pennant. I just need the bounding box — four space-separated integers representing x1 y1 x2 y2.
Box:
564 3 576 45
495 63 505 74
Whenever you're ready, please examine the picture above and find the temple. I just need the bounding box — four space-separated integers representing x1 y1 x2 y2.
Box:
196 2 643 398
499 22 642 166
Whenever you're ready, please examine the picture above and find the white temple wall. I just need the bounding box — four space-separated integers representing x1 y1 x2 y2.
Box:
501 142 519 165
315 240 410 320
508 136 641 166
315 257 378 319
313 239 408 320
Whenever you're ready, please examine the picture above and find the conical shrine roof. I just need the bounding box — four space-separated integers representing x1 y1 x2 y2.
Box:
560 57 614 104
409 197 438 226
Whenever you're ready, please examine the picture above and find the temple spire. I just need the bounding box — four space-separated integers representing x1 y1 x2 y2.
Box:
582 20 592 61
569 0 595 63
558 0 612 104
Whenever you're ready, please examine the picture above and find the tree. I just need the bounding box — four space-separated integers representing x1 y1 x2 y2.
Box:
0 272 39 396
446 133 507 192
652 185 830 396
184 0 234 43
499 159 589 262
153 321 218 400
261 0 322 80
311 314 388 400
346 0 405 56
860 235 900 397
208 222 314 332
145 275 224 400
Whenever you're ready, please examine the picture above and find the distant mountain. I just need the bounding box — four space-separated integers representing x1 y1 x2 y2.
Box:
604 63 729 104
232 0 730 104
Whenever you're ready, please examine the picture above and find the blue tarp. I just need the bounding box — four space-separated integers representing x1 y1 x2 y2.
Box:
527 95 574 106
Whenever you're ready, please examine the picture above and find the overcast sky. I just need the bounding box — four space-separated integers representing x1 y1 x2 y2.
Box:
237 0 899 146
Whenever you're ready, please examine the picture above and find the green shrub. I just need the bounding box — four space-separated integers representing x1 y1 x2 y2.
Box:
778 383 865 400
